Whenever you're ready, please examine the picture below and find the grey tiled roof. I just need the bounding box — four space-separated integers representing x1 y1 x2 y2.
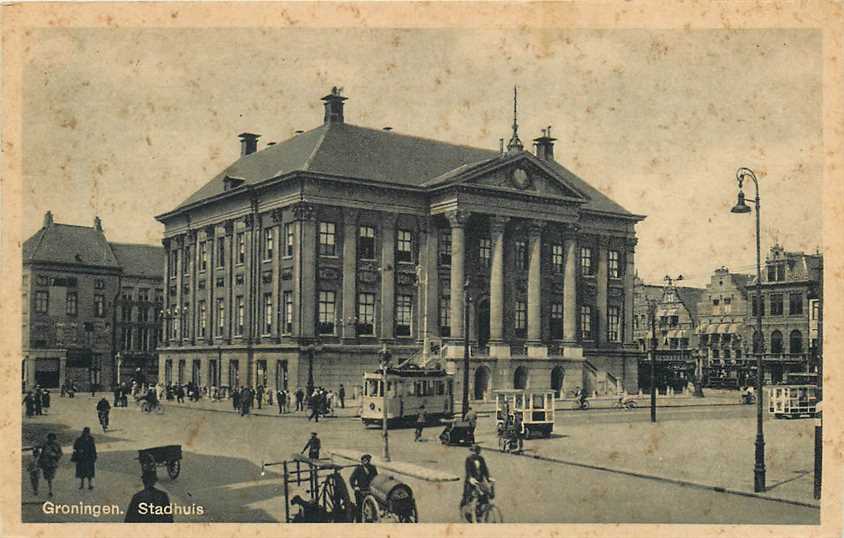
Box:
173 122 638 218
23 224 120 268
109 243 165 279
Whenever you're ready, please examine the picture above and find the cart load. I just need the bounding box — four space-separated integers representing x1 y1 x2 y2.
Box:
137 444 182 480
360 474 418 522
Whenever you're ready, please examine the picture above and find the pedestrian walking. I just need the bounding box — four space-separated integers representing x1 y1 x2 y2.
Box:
415 406 427 442
268 389 273 407
34 387 43 416
38 432 63 497
277 389 284 414
301 432 321 460
464 407 478 430
27 447 41 496
125 470 173 523
72 427 97 490
339 384 346 409
295 388 304 411
22 391 36 417
232 388 241 411
307 392 320 422
176 385 185 404
241 386 252 416
256 385 264 409
42 389 51 414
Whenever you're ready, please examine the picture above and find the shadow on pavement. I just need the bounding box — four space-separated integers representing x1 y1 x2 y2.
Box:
23 421 129 448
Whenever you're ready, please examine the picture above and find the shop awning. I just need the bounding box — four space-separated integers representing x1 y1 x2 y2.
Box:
706 324 720 334
717 323 731 334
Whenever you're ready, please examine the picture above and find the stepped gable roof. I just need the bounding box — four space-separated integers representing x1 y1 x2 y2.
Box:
109 243 165 279
23 223 120 269
676 286 705 322
172 122 637 219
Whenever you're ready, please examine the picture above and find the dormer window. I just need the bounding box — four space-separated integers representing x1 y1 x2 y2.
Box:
223 176 245 191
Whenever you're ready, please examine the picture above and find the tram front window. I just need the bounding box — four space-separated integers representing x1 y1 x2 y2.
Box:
366 379 383 397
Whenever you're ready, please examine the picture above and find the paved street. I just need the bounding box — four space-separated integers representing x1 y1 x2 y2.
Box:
22 394 819 524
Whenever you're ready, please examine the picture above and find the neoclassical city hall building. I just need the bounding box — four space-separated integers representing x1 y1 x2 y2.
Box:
156 89 645 401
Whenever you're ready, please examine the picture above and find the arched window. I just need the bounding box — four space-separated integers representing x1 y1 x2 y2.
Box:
551 366 565 398
789 330 803 355
752 330 762 354
770 330 784 355
513 366 528 390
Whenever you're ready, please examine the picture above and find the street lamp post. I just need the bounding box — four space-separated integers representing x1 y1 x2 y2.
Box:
304 342 322 404
378 344 392 462
648 298 657 423
462 277 472 418
731 166 766 493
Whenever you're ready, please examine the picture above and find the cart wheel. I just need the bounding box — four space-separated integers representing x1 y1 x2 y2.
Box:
361 495 381 523
167 459 181 479
398 500 418 523
483 504 503 523
440 432 450 445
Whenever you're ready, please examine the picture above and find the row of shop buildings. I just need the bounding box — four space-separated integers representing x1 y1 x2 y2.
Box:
632 244 822 391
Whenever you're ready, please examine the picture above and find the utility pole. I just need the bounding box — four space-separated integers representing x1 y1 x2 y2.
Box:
814 256 823 500
649 299 657 423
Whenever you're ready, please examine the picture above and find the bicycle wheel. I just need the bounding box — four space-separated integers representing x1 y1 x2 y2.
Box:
482 504 503 523
361 495 381 523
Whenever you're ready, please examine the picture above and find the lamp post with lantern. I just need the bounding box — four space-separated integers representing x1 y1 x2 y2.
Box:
378 344 392 462
730 166 766 493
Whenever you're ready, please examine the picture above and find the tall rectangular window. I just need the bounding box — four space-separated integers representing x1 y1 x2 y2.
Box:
357 292 375 336
515 240 528 270
138 288 149 302
35 291 49 313
198 301 207 337
237 233 245 264
318 291 336 334
217 237 226 267
439 296 451 337
789 293 803 316
770 293 784 316
514 301 527 337
396 295 413 337
170 250 178 277
581 304 593 340
438 230 452 266
264 228 274 261
283 291 293 334
235 296 244 335
551 244 564 273
397 229 413 263
319 222 336 256
608 250 621 279
550 303 563 339
777 265 785 281
580 247 593 276
359 225 375 260
607 305 621 342
182 302 190 337
94 294 105 317
479 238 491 267
264 293 273 334
183 246 191 275
285 224 294 257
199 241 208 271
66 292 78 315
216 298 225 336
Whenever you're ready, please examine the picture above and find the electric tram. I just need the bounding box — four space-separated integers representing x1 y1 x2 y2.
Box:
360 366 454 427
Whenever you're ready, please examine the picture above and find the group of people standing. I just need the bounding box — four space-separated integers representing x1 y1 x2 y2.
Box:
22 386 51 417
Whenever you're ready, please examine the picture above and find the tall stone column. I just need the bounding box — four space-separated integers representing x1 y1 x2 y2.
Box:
223 220 234 343
162 238 172 346
423 218 439 344
526 221 547 358
623 238 637 346
269 211 282 342
489 216 510 358
293 203 317 338
174 235 184 345
379 213 397 341
446 210 469 357
204 226 215 345
342 209 359 342
561 224 582 358
189 229 198 344
596 236 610 346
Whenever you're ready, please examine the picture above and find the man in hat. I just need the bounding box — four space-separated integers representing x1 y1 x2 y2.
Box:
462 444 492 509
414 406 427 442
349 454 378 522
124 470 173 523
301 432 321 460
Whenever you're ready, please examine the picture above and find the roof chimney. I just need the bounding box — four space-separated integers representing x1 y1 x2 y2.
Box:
43 211 53 228
322 86 347 124
94 216 103 231
238 132 261 156
533 126 557 161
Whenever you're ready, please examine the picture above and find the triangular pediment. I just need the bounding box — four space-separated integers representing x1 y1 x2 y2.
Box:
462 154 587 201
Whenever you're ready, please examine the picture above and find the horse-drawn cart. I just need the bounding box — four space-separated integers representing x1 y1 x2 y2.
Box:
137 444 182 480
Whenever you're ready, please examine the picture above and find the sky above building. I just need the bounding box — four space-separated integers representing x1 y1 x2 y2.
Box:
21 27 822 286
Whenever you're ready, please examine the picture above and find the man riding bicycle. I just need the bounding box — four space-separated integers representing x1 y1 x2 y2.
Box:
96 397 111 431
461 444 493 512
574 386 588 409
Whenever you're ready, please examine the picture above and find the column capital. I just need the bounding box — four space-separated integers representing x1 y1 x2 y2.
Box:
186 229 198 243
624 237 638 253
597 235 612 249
162 237 171 249
173 234 185 248
489 215 510 233
203 224 216 237
292 202 317 222
242 214 254 230
562 222 581 238
381 211 400 229
270 208 284 224
445 209 471 228
223 219 235 235
527 220 546 239
342 207 360 225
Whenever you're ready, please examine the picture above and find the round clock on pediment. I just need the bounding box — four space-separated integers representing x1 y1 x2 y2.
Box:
511 167 530 190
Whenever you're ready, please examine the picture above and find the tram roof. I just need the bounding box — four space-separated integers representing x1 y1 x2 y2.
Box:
364 367 450 378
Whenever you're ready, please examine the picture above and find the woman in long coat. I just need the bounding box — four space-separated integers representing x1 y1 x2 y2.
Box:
38 432 63 497
73 427 97 490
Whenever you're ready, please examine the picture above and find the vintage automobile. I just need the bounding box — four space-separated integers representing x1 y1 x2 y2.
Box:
360 474 419 523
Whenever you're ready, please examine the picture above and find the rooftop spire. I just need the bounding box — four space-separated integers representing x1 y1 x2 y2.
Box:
507 85 523 153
